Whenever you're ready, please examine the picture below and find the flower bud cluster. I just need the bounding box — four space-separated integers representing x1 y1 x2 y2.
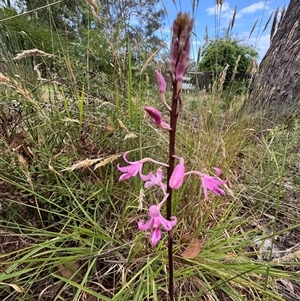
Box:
170 13 193 95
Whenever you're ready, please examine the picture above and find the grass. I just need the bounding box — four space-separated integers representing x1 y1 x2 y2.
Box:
0 1 300 301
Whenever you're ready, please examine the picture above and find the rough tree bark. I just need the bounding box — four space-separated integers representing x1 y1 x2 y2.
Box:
241 0 300 126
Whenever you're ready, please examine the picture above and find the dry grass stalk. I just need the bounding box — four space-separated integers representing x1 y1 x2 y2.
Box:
272 250 300 264
0 1 60 22
0 72 49 119
0 282 23 293
86 0 102 23
248 56 259 77
192 0 200 15
34 63 47 81
226 5 237 36
270 7 279 39
218 63 229 94
140 50 159 75
0 73 12 88
17 153 33 188
94 154 121 170
263 12 273 33
13 49 53 60
62 158 104 171
231 55 241 82
138 187 145 210
204 26 209 43
278 6 286 29
65 58 77 85
118 118 129 132
249 18 258 39
124 133 137 140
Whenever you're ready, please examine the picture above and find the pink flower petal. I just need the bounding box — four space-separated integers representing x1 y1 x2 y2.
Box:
149 205 160 218
150 227 162 247
158 121 172 131
156 168 163 182
144 106 163 126
144 168 165 188
117 162 141 181
138 217 154 231
122 151 133 164
200 172 226 198
169 157 185 189
119 173 135 182
202 181 208 198
213 167 222 177
139 171 153 182
155 70 166 93
159 216 177 231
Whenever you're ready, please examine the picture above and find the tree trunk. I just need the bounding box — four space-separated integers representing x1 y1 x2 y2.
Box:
240 0 300 127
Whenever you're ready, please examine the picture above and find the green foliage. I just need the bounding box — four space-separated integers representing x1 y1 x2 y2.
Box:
199 36 258 73
0 7 67 54
99 0 165 47
19 0 91 38
0 2 162 97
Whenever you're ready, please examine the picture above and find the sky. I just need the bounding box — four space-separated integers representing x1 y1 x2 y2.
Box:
158 0 289 61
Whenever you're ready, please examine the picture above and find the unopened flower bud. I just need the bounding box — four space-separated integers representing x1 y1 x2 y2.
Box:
144 106 171 131
169 156 185 189
155 70 166 93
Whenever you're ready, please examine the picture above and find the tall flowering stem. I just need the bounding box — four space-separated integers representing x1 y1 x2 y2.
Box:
118 11 225 301
166 75 179 301
166 13 193 301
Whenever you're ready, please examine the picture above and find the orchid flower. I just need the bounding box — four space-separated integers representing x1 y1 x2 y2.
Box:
144 168 167 194
169 156 185 189
200 168 226 198
144 106 171 131
138 194 177 247
185 167 226 198
117 152 168 182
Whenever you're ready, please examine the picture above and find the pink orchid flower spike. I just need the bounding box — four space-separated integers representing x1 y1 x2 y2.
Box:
138 194 177 247
200 167 226 199
144 106 172 131
169 156 185 189
117 152 151 181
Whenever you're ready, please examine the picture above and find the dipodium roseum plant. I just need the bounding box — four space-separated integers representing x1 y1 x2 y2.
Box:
117 13 226 301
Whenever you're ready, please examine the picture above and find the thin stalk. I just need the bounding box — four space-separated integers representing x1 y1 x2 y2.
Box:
166 81 180 301
127 38 133 123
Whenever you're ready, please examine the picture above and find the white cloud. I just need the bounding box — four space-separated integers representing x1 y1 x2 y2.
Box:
206 1 269 21
191 40 202 46
206 2 235 23
239 1 269 15
206 2 230 15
